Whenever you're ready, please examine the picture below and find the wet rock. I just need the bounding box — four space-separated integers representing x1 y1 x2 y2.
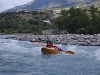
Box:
1 34 100 46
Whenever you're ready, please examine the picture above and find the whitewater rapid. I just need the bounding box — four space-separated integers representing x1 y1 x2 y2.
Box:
0 39 100 75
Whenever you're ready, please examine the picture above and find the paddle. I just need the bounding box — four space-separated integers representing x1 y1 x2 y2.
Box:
33 42 45 46
33 42 74 54
61 50 74 54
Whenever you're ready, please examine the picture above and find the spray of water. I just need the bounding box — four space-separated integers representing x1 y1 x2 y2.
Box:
95 48 100 60
1 39 100 60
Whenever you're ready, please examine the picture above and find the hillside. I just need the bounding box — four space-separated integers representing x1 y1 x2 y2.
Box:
0 10 55 34
5 0 100 12
0 5 100 34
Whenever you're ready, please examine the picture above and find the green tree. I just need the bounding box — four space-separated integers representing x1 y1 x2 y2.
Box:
89 5 99 33
55 7 90 34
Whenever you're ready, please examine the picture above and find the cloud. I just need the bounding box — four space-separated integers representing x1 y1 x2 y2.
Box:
0 0 34 12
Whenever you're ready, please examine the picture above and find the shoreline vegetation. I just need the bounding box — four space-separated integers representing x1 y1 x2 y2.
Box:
1 34 100 46
0 5 100 34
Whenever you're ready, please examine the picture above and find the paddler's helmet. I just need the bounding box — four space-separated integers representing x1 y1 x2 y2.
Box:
46 38 52 43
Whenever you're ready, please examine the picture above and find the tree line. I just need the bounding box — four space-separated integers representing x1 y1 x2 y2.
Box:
54 5 100 34
0 10 52 34
0 5 100 34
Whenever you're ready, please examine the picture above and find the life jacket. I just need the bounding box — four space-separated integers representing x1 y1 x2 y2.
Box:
46 42 53 48
46 43 61 51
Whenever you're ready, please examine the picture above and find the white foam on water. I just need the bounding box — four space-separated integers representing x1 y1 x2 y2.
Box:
56 44 82 53
95 48 100 61
66 45 77 52
1 39 99 59
29 47 42 56
0 39 42 56
56 45 95 58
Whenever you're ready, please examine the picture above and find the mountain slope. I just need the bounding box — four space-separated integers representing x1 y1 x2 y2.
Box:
7 0 67 12
6 0 100 12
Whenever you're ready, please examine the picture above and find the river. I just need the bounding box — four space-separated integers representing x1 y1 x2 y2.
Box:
0 38 100 75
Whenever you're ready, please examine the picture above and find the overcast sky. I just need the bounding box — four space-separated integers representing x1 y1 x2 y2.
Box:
0 0 34 12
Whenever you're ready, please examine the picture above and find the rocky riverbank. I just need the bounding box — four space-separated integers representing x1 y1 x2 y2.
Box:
1 34 100 46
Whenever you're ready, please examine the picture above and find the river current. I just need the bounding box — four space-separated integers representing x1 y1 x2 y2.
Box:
0 38 100 75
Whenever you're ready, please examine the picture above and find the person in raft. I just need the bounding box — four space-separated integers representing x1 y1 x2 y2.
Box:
46 38 62 51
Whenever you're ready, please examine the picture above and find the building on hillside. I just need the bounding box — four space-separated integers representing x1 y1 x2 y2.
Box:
43 20 52 25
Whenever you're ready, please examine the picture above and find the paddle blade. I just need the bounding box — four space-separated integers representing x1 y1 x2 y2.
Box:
33 42 45 46
66 50 74 54
33 42 38 44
